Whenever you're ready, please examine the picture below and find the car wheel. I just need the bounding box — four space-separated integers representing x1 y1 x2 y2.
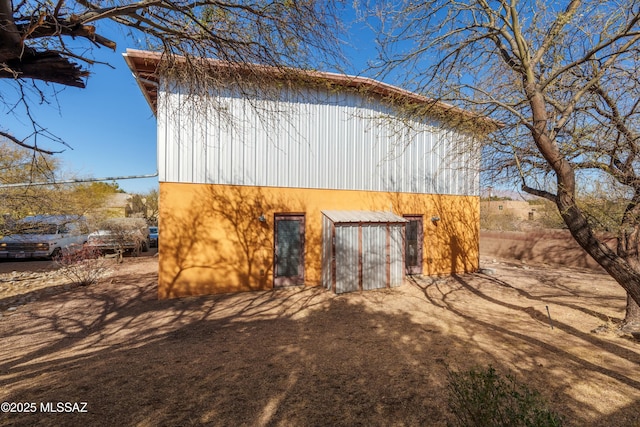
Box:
142 241 149 252
50 247 62 259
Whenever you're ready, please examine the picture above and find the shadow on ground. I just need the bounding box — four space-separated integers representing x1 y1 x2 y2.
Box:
0 259 638 426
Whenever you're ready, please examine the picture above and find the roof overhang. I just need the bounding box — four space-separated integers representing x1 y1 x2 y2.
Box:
123 50 160 114
123 49 500 133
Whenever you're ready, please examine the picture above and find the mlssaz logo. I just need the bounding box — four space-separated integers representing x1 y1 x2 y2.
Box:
40 402 88 413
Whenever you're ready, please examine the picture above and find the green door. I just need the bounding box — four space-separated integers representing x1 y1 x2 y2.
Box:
274 215 305 286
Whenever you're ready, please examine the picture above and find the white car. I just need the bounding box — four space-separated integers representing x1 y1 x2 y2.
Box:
0 215 89 259
86 218 150 255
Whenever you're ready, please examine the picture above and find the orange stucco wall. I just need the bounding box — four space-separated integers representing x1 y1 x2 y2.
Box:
158 182 479 298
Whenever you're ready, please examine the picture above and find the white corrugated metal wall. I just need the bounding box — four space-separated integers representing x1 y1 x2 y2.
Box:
361 225 387 291
157 82 480 196
335 225 360 294
321 214 332 290
389 225 404 287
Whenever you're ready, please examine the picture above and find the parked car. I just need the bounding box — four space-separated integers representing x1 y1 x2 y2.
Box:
149 226 159 248
86 218 150 255
0 215 89 259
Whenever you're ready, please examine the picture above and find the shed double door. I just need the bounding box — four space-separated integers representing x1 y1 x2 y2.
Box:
273 215 305 287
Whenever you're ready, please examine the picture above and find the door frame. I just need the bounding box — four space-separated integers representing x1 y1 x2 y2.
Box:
403 214 424 275
273 213 305 287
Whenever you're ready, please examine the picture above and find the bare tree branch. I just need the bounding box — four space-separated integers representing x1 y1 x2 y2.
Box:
1 0 344 157
366 0 640 319
0 130 59 154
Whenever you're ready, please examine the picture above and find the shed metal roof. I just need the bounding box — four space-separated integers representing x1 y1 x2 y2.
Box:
322 210 408 224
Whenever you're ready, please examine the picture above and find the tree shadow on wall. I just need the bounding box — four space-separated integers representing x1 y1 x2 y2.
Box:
161 185 308 297
380 192 479 275
433 194 479 274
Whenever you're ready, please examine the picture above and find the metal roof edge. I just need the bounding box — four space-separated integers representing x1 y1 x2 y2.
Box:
321 210 409 223
122 49 500 131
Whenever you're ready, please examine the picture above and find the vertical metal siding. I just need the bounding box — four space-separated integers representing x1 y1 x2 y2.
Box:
192 95 207 183
362 225 387 290
177 91 194 183
218 112 230 184
321 214 332 290
389 225 404 287
158 81 480 196
157 88 168 182
335 225 359 294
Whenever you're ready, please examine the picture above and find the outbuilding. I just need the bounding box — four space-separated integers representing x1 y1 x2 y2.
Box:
124 49 495 298
322 211 407 294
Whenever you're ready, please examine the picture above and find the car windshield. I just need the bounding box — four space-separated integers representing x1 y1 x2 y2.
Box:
149 227 158 234
20 224 58 235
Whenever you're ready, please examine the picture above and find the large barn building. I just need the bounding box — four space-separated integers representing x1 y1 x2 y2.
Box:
124 49 493 299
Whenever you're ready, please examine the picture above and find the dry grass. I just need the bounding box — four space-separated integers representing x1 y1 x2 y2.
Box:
0 256 638 426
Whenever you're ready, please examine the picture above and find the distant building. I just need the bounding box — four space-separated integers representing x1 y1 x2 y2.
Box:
481 200 537 221
125 49 496 298
102 193 132 218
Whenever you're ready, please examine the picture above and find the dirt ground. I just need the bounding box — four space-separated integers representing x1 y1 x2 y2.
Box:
0 254 639 427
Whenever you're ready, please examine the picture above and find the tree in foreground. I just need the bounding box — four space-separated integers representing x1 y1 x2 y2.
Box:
1 0 343 152
367 0 640 330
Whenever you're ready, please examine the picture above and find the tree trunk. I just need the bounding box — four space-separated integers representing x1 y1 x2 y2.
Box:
524 87 640 315
617 208 640 331
623 296 640 332
555 190 640 317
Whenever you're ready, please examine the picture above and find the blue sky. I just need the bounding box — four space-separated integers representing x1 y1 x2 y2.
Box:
3 12 379 195
5 28 158 194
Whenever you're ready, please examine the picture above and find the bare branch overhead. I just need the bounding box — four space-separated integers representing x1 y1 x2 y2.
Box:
365 0 640 313
2 0 342 85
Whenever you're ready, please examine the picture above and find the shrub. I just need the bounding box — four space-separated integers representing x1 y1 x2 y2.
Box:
480 211 521 231
54 246 113 286
446 365 563 427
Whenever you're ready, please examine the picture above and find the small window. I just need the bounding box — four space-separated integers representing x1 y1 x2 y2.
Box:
498 205 503 210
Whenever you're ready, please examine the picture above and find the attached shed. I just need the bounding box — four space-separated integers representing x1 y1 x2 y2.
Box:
124 49 494 299
322 211 408 294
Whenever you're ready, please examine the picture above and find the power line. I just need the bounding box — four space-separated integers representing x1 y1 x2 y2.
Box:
0 172 158 188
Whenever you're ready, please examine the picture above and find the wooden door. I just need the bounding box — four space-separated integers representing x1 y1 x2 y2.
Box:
274 215 305 287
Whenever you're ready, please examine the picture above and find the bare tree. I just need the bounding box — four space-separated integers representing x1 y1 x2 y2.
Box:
0 137 60 233
125 191 158 225
143 189 159 225
1 0 344 152
367 0 640 330
0 138 126 234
